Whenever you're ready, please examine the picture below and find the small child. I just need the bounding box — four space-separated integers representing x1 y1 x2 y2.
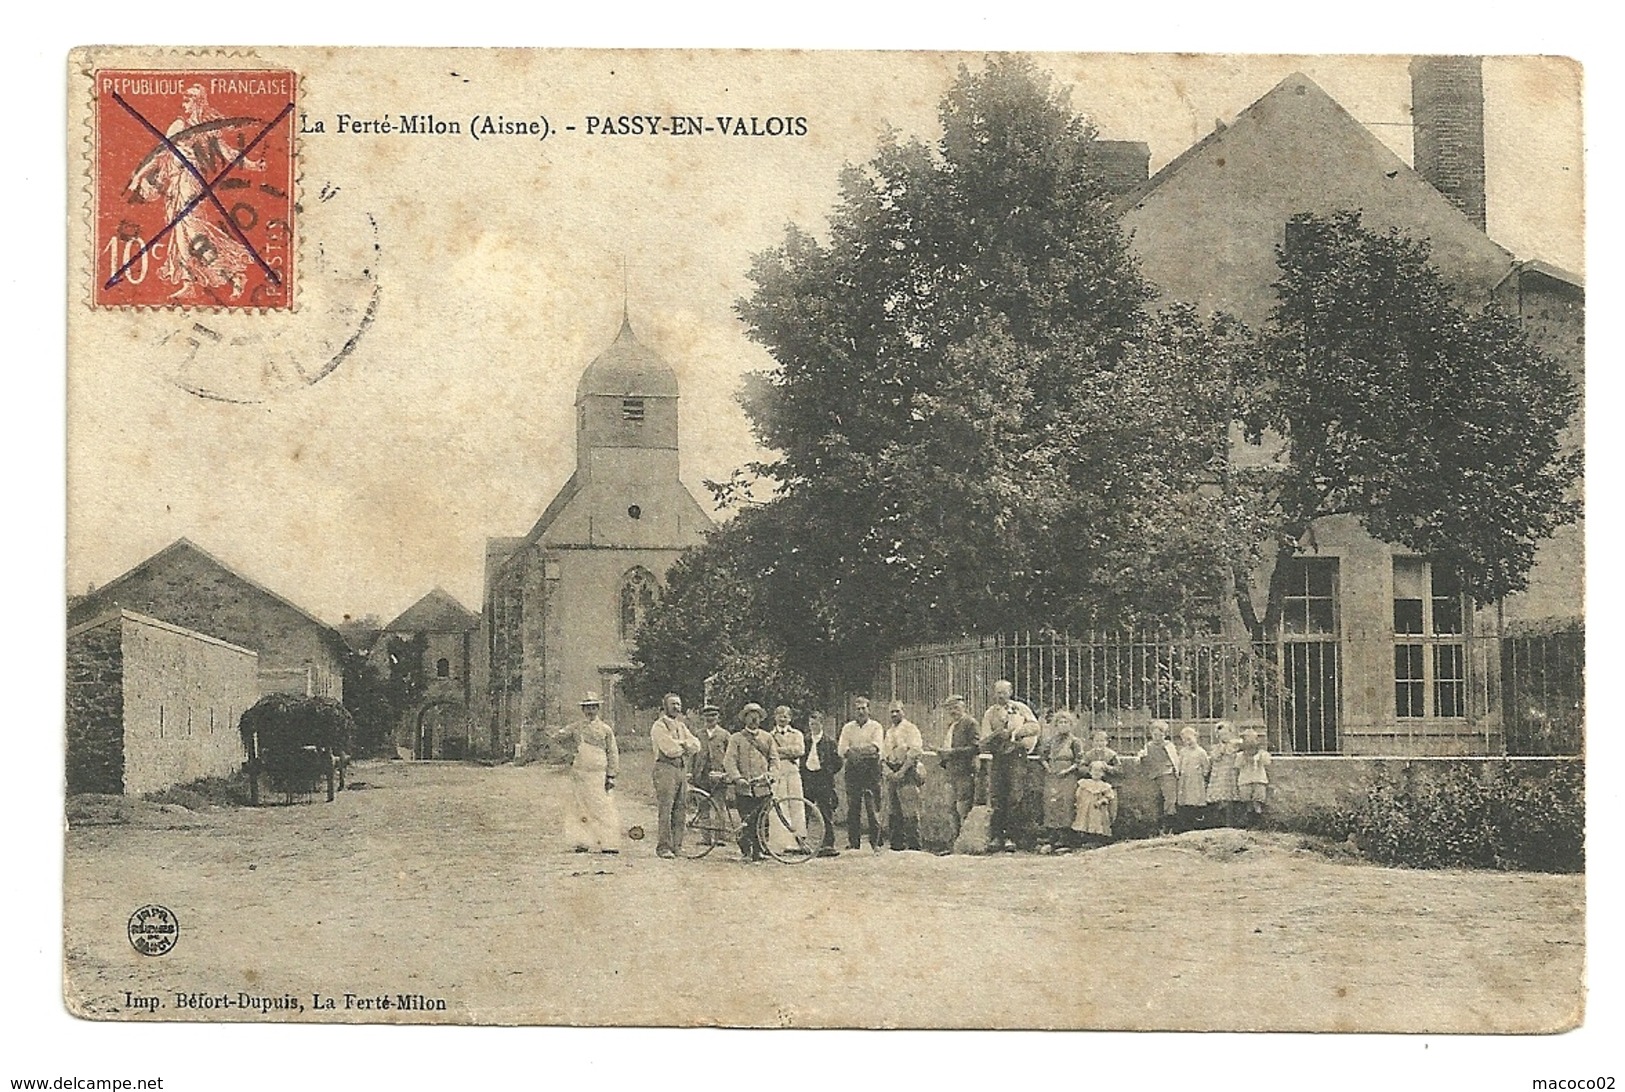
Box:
1206 724 1239 827
1137 720 1180 835
1072 760 1119 848
1081 730 1120 776
1174 726 1211 832
1236 728 1272 826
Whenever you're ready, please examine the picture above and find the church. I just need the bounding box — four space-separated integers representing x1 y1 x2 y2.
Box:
472 314 714 755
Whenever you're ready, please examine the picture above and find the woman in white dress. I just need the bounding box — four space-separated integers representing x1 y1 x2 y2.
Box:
556 692 622 853
766 706 807 853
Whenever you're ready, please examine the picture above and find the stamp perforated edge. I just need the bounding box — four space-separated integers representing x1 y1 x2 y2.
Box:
73 47 304 314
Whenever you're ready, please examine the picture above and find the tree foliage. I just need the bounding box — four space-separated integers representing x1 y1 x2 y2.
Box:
631 56 1246 702
342 632 427 756
1235 210 1580 629
624 503 820 714
632 77 1579 711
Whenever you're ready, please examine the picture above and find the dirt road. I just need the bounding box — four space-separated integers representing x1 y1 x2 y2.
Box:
63 757 1584 1031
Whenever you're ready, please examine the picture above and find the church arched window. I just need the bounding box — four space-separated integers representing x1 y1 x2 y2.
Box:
619 567 659 643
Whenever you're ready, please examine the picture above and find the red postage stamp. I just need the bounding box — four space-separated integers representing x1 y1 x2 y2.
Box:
94 70 296 309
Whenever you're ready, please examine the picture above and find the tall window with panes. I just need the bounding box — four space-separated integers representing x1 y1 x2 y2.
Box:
1277 556 1341 753
1392 558 1467 719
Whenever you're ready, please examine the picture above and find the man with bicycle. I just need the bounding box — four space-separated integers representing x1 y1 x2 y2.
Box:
724 703 777 862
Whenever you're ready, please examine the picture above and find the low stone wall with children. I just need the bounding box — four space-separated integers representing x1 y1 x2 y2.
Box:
910 749 1584 858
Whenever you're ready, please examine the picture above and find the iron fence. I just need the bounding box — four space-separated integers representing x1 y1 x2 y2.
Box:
873 626 1583 758
1501 624 1584 756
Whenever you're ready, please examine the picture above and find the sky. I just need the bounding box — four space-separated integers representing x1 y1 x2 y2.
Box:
65 52 1584 627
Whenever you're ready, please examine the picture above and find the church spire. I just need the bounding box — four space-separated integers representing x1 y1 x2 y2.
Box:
620 256 630 329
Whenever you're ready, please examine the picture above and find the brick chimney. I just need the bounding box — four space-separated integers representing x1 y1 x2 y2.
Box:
1087 140 1151 196
1409 56 1487 230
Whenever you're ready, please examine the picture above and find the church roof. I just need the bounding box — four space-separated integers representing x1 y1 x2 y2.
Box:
385 586 480 633
576 316 680 401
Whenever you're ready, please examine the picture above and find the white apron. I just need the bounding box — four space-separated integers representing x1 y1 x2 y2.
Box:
566 737 622 851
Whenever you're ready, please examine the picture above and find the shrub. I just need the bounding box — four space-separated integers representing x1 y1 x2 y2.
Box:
1343 761 1583 873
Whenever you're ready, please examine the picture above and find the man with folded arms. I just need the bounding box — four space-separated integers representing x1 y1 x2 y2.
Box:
799 710 842 857
650 692 701 859
937 695 981 851
980 679 1040 851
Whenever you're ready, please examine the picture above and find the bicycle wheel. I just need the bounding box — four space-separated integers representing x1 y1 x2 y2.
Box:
681 788 730 859
757 795 827 863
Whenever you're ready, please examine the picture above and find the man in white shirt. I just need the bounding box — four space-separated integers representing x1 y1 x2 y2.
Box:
649 692 701 858
881 700 924 851
837 696 884 851
980 679 1040 851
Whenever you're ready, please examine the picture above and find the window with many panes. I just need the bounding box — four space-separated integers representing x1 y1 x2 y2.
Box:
1277 556 1341 755
1281 556 1338 636
1393 558 1467 719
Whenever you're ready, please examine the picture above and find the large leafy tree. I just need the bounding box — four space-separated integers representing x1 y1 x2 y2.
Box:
631 56 1246 701
1233 210 1581 636
623 503 820 715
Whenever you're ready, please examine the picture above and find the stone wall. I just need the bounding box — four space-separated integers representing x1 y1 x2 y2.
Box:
1496 269 1584 629
65 611 258 795
119 613 259 794
65 615 124 794
908 751 1582 850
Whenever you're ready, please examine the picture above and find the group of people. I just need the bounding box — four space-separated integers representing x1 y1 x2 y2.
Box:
1136 720 1273 835
1037 711 1124 851
552 681 1271 858
675 693 928 859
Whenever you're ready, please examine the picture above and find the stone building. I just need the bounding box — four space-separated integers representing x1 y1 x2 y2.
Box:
374 587 480 759
66 609 257 795
67 538 348 701
474 316 715 754
1104 58 1583 754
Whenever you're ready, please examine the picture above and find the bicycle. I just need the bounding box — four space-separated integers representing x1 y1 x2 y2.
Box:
680 776 828 863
